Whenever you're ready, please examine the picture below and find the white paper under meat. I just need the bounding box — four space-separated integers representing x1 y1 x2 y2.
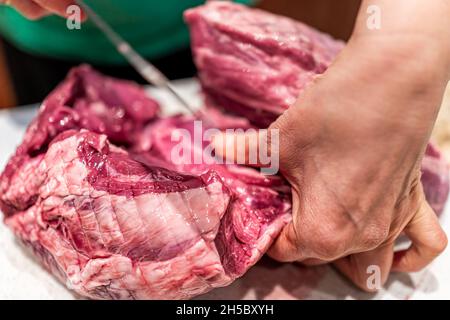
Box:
0 79 449 300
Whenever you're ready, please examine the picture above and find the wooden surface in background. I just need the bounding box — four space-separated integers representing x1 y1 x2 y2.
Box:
257 0 362 41
0 40 16 108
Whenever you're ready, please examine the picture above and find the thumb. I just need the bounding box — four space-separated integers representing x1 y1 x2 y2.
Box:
212 128 278 168
267 221 304 262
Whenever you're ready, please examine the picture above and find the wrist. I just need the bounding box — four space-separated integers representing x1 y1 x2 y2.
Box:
353 0 450 80
347 34 450 84
298 36 449 143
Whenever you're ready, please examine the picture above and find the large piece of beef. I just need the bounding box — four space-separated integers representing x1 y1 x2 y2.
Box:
1 3 449 300
0 66 291 299
186 2 449 215
185 1 345 127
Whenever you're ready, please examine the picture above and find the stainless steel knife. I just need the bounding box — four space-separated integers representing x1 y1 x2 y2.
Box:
75 0 200 117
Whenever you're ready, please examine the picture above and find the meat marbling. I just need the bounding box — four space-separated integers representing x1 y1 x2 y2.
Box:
185 1 345 127
186 2 449 215
0 65 290 299
1 2 449 300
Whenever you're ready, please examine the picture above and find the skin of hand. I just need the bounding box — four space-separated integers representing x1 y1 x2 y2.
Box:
213 0 450 291
0 0 84 20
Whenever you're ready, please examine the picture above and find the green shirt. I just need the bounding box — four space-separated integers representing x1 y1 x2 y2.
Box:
0 0 251 65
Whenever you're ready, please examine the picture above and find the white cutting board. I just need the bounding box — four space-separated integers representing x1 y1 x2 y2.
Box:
0 79 449 300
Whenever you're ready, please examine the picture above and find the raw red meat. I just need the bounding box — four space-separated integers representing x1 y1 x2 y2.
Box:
186 2 449 215
422 144 450 215
0 66 290 299
1 3 449 300
185 1 345 127
0 66 159 218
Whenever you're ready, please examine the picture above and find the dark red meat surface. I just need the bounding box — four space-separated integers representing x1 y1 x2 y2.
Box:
0 66 290 299
1 2 448 300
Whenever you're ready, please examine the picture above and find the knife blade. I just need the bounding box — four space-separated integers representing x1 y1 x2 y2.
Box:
75 0 203 119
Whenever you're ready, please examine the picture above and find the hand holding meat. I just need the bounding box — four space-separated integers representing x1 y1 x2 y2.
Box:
213 0 450 291
273 48 448 290
1 0 449 299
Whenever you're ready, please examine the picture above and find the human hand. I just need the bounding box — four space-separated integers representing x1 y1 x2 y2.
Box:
1 0 84 20
213 37 449 291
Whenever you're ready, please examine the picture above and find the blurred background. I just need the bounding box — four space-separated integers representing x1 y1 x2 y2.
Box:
0 0 362 109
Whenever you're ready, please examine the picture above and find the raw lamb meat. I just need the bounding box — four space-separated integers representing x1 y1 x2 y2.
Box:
0 66 291 299
185 1 345 127
186 2 450 215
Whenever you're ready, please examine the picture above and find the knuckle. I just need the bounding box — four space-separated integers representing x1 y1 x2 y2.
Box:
429 230 448 255
24 11 45 20
361 225 389 249
308 230 350 260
